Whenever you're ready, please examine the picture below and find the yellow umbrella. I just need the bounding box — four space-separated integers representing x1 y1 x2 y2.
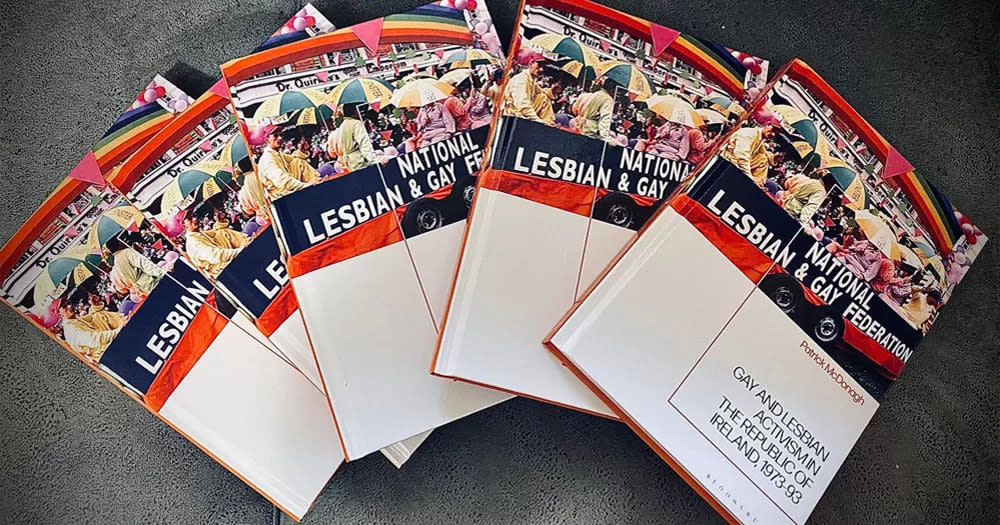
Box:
389 78 454 108
441 48 500 69
397 71 435 87
253 88 330 120
526 34 600 73
438 68 473 86
897 244 923 268
86 203 145 249
594 60 654 100
32 245 103 306
925 255 948 286
644 95 703 128
160 159 232 212
695 108 727 125
853 209 901 261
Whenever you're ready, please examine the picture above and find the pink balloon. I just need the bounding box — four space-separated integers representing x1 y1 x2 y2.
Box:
172 98 189 112
304 15 316 25
292 17 308 31
475 21 490 34
742 56 756 69
279 25 293 35
967 233 978 245
953 252 968 265
468 0 478 9
961 223 975 236
454 0 468 9
749 63 762 75
746 86 761 101
142 88 159 103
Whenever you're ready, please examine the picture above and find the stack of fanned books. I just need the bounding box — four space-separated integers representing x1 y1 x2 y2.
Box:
2 0 986 522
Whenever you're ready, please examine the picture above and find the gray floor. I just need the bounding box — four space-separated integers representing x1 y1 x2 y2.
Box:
1 0 997 523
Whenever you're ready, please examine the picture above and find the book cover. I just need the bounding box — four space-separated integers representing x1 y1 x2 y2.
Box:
545 59 986 524
433 0 769 417
220 0 512 461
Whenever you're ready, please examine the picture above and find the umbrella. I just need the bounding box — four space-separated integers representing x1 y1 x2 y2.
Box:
287 104 336 126
221 134 250 169
441 48 500 69
770 104 829 167
397 71 435 87
897 244 924 269
389 78 454 108
704 94 735 115
526 34 600 73
558 60 596 82
911 239 937 260
438 68 473 86
824 157 868 210
695 108 727 125
644 95 703 128
853 209 901 261
595 60 654 100
325 78 395 107
86 203 145 249
160 160 232 212
32 245 102 306
925 255 947 286
253 88 328 120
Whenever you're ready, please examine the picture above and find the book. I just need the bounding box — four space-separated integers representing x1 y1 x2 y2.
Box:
544 59 987 524
219 0 512 461
0 73 344 519
107 6 433 469
433 0 769 417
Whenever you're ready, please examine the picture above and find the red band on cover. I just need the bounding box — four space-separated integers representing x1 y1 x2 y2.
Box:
285 211 403 278
673 194 905 378
146 294 229 412
255 284 299 337
483 169 596 217
674 194 772 283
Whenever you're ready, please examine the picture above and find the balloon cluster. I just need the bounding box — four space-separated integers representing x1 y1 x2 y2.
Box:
440 0 478 9
138 85 167 105
955 211 981 245
732 50 764 76
281 9 317 34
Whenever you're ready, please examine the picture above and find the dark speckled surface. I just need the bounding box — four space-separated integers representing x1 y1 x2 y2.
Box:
1 1 997 523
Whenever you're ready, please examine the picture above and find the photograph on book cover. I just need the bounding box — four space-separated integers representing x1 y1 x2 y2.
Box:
220 0 512 461
433 0 768 418
0 11 354 519
545 59 986 525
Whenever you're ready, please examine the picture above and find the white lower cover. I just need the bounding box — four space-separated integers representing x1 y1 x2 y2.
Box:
292 228 511 461
551 207 879 524
435 188 615 417
267 309 323 388
158 321 342 519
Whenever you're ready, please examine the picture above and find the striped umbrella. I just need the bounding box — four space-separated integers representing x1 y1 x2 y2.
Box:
389 78 454 108
595 60 654 100
559 60 596 82
160 160 233 211
771 104 832 168
253 88 328 120
645 95 703 128
325 78 395 107
439 68 473 86
825 157 868 210
442 48 500 69
287 104 336 126
86 203 145 249
704 94 735 115
32 245 103 306
853 209 901 261
526 34 600 72
910 239 938 260
397 71 436 87
221 134 250 169
695 108 727 125
925 255 947 286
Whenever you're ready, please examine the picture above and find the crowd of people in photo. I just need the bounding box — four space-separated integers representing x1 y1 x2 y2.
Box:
251 64 503 201
502 55 736 166
719 113 969 333
43 219 179 361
